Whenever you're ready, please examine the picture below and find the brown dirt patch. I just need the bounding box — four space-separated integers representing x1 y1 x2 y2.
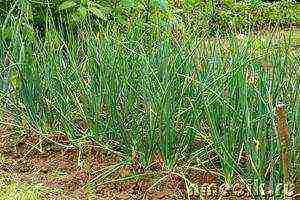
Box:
0 132 252 199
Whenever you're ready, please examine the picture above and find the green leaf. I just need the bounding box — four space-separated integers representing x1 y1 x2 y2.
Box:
121 0 136 9
78 6 88 18
89 6 108 20
88 1 110 10
59 0 77 10
80 0 88 7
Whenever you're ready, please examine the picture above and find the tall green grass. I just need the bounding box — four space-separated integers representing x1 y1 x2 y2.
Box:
0 0 298 198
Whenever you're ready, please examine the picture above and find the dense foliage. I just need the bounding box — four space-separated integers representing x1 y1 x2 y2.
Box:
1 0 296 39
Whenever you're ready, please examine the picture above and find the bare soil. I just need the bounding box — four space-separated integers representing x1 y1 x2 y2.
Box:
0 113 251 200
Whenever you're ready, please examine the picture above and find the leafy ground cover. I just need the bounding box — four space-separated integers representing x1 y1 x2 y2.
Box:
0 0 298 199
